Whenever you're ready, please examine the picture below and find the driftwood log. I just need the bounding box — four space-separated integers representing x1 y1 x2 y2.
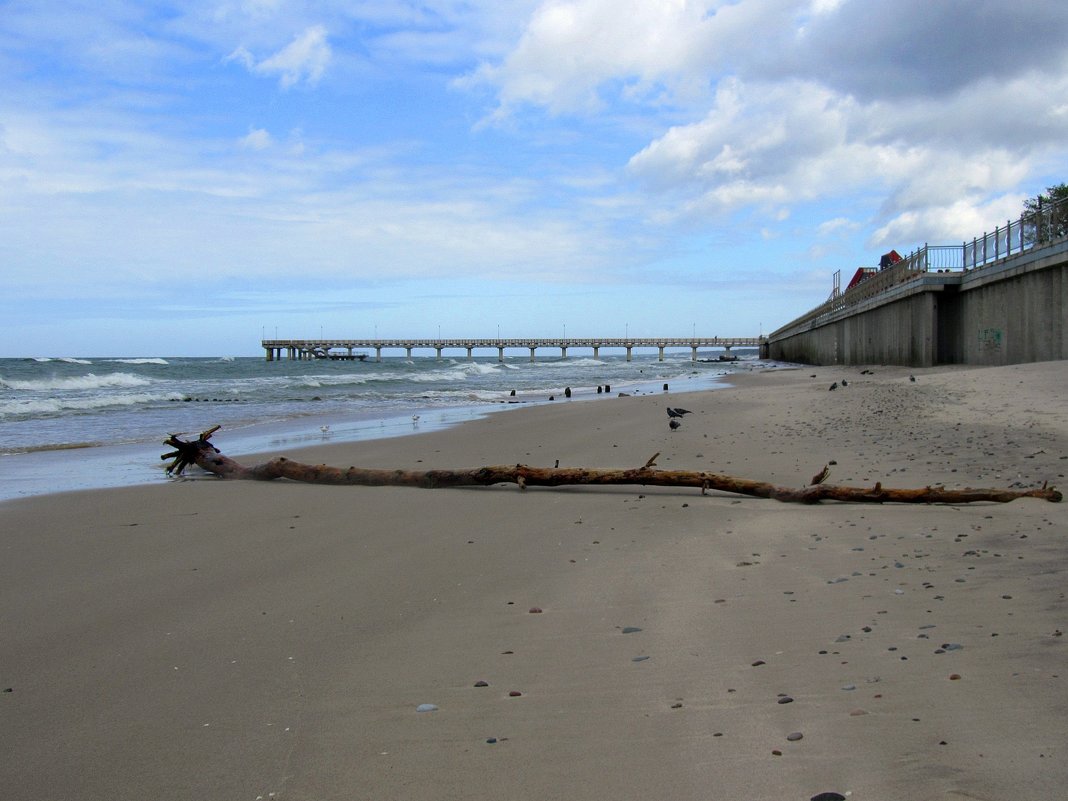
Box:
162 427 1062 505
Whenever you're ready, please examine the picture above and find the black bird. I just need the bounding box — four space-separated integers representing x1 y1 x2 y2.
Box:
669 418 681 431
909 374 916 382
841 379 848 387
666 407 693 418
828 382 838 391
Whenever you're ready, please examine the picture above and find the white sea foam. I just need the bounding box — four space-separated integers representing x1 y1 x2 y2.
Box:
31 357 93 364
107 358 169 365
0 372 153 391
0 391 181 417
534 358 606 368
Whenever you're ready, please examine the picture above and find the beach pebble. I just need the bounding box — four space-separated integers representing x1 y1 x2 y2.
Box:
632 656 650 662
621 626 642 634
416 704 439 713
474 681 489 687
509 690 523 697
786 732 804 741
849 708 869 716
841 684 856 691
777 695 794 704
949 674 962 681
528 607 543 614
486 737 497 744
751 660 766 667
811 794 847 801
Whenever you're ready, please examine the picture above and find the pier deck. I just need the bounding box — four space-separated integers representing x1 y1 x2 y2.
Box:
262 337 763 363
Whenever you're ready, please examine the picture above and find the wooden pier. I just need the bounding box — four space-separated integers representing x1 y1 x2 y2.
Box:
262 337 763 363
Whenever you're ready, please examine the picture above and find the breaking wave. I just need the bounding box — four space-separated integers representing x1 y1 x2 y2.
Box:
0 372 153 392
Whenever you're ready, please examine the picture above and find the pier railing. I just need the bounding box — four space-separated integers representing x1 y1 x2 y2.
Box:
261 336 763 362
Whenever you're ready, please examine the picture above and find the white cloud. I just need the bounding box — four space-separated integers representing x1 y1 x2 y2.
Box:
469 0 723 116
233 24 332 88
240 127 273 150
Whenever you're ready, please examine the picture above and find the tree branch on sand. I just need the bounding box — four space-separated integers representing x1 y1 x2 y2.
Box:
162 427 1062 505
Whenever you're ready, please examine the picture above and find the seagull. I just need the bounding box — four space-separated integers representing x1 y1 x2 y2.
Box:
666 407 693 418
810 464 831 485
320 425 330 434
412 414 421 425
669 418 681 431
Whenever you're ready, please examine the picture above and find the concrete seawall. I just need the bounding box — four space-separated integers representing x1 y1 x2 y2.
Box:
766 238 1068 367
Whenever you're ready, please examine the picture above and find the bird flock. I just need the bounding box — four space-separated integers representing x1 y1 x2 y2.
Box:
666 406 692 430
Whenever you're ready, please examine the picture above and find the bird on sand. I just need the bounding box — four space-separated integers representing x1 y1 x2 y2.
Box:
828 382 838 391
669 418 681 431
909 374 916 382
666 407 693 418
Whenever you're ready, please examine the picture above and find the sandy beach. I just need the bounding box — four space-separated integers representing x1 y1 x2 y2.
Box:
2 361 1066 801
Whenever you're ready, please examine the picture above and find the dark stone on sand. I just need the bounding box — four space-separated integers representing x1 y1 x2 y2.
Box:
621 626 642 634
751 660 766 666
529 607 543 613
811 794 847 801
486 737 497 744
777 696 794 704
786 732 803 741
474 681 489 687
632 656 650 662
509 690 522 697
671 702 683 709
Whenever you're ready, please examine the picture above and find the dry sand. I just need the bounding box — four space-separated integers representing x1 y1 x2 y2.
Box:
1 361 1066 801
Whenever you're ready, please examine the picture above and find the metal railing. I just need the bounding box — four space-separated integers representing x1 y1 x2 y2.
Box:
772 192 1068 339
964 195 1068 269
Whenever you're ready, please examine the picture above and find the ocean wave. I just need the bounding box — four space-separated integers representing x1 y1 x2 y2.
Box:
0 390 182 417
0 372 154 391
531 358 606 368
31 357 93 364
107 358 169 365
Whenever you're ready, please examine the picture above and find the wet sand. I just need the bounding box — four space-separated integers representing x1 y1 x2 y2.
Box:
1 361 1066 800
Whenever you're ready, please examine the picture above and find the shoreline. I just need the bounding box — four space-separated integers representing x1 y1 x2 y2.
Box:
2 360 1066 800
0 363 749 503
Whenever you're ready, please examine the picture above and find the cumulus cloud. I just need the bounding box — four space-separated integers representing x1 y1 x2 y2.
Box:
468 0 722 115
471 0 1068 244
239 127 273 150
230 24 332 88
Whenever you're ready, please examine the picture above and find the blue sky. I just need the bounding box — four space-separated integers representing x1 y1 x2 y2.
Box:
2 0 1067 356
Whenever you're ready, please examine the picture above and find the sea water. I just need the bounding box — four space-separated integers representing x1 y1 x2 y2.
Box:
0 351 771 500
